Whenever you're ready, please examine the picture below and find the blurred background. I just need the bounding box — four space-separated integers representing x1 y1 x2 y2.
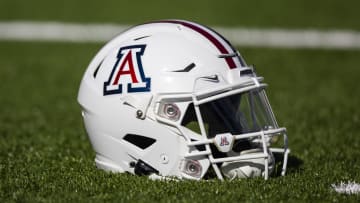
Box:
0 0 359 29
0 0 359 201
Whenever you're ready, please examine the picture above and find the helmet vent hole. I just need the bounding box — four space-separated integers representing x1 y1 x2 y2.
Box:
93 59 104 78
172 63 196 72
134 35 150 41
239 68 254 76
123 134 156 149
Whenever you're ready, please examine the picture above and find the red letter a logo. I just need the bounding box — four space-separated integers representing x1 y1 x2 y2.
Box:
103 45 151 95
112 51 139 85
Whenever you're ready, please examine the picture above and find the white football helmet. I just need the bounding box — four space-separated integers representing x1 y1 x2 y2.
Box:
78 20 290 180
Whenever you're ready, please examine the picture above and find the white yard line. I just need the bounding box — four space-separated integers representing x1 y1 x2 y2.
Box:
1 21 360 49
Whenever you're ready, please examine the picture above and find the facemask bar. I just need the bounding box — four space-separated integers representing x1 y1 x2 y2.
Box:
154 77 290 180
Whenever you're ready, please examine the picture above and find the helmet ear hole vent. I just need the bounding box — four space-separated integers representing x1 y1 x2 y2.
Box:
123 134 156 149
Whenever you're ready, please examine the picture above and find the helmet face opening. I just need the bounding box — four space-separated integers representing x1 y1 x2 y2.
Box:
182 88 278 139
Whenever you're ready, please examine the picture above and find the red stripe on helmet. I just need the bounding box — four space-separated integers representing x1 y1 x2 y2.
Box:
156 20 237 69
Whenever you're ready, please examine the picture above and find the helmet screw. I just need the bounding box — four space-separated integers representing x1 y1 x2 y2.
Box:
129 161 136 168
136 110 143 118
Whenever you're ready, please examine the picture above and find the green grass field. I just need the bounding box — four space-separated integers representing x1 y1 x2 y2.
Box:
1 0 360 30
1 0 360 202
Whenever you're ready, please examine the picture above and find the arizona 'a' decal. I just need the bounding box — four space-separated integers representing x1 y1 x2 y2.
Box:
104 45 151 95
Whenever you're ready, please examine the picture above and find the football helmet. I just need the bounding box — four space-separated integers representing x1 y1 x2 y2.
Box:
78 20 290 180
